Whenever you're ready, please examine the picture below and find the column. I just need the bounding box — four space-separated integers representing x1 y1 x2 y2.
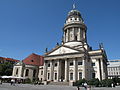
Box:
50 60 54 81
82 58 86 79
97 59 101 80
43 61 47 81
80 28 83 41
64 31 66 43
72 27 75 41
73 59 77 81
78 28 80 41
65 59 68 81
57 60 60 81
100 59 105 80
66 29 69 42
68 29 70 41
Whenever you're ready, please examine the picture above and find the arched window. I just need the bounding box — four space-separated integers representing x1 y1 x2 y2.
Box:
16 68 18 75
25 69 29 76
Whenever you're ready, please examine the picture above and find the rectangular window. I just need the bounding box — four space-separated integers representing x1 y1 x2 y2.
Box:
92 62 95 66
78 62 82 65
92 73 95 78
70 73 73 80
55 73 57 80
70 62 73 66
79 72 82 80
48 73 50 80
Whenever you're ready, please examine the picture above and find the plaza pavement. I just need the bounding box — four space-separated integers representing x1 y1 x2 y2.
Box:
0 83 120 90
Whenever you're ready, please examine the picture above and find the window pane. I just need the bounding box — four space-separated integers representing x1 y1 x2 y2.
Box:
48 63 50 67
55 73 57 80
48 73 50 80
55 63 57 67
92 63 95 66
79 72 82 80
70 73 73 80
78 62 82 65
70 62 73 66
92 73 95 78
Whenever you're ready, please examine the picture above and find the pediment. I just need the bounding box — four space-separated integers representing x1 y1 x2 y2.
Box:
47 46 79 56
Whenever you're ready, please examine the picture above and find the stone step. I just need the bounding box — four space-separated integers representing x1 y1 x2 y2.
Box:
48 82 69 86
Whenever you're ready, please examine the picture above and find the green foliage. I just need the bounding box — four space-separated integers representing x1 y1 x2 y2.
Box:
88 78 100 87
112 77 120 85
0 62 13 76
25 78 32 84
74 78 87 86
101 79 113 87
74 78 119 87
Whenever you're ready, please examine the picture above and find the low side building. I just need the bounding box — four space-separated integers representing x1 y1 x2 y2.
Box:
0 57 19 64
12 53 44 81
107 60 120 79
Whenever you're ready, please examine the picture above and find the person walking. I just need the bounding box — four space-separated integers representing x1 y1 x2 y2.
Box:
0 79 2 84
84 82 88 90
11 79 15 86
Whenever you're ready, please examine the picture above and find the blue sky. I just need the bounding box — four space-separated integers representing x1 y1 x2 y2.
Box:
0 0 120 60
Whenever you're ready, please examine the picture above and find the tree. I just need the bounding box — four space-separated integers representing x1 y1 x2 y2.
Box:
0 64 4 76
0 62 13 76
88 78 100 87
112 77 120 85
101 79 113 87
74 78 87 86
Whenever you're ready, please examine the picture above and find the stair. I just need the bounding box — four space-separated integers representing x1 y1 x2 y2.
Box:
48 81 69 86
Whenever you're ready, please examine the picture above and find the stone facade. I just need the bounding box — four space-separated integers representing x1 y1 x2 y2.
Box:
40 8 108 83
107 60 120 79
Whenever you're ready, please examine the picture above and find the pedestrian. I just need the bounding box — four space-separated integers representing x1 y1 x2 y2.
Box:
84 82 88 90
77 86 80 90
111 83 114 88
0 79 2 84
11 79 15 86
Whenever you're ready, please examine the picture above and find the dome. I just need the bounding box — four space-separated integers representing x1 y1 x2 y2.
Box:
65 9 84 25
68 9 81 17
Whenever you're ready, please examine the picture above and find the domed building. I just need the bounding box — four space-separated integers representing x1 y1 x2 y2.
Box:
39 7 108 84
